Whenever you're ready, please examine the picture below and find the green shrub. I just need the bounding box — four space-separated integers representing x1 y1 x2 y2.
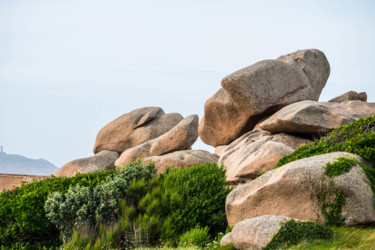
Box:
66 174 183 248
169 164 232 236
178 226 211 248
0 169 115 248
324 156 358 178
44 185 95 243
44 159 157 243
276 114 375 168
263 219 333 249
65 163 230 248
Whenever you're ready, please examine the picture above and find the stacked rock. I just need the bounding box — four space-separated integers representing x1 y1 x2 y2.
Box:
199 49 375 184
55 107 218 177
210 50 375 248
53 48 375 249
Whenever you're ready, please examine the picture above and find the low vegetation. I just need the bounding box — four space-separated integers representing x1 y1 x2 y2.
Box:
2 116 375 249
264 219 333 250
276 114 375 168
323 156 358 178
63 163 231 248
0 161 231 249
289 226 375 249
0 168 116 248
178 226 211 248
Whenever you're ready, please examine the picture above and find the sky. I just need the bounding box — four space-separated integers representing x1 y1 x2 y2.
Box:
1 0 375 168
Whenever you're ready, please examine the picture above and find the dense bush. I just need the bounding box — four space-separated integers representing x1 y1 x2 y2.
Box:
276 114 375 168
44 159 156 243
66 174 182 248
64 163 231 248
0 169 115 248
264 219 333 249
169 163 232 236
178 226 211 248
1 160 230 249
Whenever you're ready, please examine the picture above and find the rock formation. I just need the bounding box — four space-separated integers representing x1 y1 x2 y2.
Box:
48 48 375 249
226 152 375 227
329 91 367 103
144 150 219 173
199 49 330 147
198 88 251 146
55 150 119 177
94 107 183 154
115 115 199 166
218 129 311 184
259 100 375 134
229 215 291 250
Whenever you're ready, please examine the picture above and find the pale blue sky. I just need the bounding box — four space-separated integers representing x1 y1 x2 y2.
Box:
1 0 375 167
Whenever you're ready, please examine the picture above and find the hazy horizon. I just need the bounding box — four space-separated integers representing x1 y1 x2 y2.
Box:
1 0 375 168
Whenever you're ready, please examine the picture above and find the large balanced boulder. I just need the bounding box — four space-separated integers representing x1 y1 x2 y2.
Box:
329 91 367 103
218 129 311 184
259 100 375 134
115 115 199 166
231 215 291 250
144 150 219 173
199 49 330 147
226 152 375 227
55 150 119 177
94 107 182 154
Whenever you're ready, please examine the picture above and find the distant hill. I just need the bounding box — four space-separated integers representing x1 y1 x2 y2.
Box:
0 152 58 175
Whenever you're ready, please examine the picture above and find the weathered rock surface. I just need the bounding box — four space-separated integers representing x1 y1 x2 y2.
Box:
231 215 291 250
259 100 375 134
329 91 367 103
226 152 375 227
198 88 254 146
222 50 328 114
215 145 228 157
93 107 183 154
144 150 219 173
219 129 311 184
220 232 232 247
115 115 199 166
199 49 330 147
55 150 119 177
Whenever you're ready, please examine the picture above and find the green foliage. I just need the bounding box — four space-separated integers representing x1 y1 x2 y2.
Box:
360 163 375 208
318 156 375 226
0 169 115 248
169 164 232 236
65 163 230 248
289 226 375 249
44 159 157 243
276 114 375 168
315 157 356 226
67 174 183 248
1 160 229 248
178 226 211 248
317 190 347 226
263 219 333 250
324 156 358 178
44 185 96 243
